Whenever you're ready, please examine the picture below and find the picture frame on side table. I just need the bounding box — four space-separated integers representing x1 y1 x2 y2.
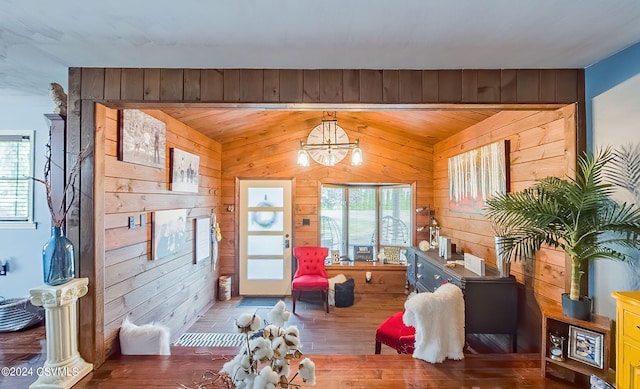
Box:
331 250 341 264
568 325 604 369
382 246 401 264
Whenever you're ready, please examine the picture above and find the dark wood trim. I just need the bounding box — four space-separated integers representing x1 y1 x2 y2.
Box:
78 68 584 105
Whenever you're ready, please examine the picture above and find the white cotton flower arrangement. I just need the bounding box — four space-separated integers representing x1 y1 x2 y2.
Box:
218 300 316 389
267 300 291 327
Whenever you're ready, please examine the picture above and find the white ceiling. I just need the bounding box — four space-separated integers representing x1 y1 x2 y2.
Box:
1 1 640 96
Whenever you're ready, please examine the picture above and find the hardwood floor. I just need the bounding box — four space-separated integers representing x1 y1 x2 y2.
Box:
0 292 587 388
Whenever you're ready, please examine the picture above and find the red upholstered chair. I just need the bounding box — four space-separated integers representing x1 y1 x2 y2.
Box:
292 246 329 313
374 311 415 354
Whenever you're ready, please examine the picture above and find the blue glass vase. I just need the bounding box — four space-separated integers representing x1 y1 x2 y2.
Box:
42 227 75 286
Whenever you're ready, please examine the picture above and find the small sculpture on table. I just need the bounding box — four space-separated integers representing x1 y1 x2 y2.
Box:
49 82 67 116
549 333 565 361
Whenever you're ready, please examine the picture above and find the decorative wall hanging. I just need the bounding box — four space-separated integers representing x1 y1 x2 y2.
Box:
152 209 187 260
118 109 166 168
170 148 200 193
448 140 509 213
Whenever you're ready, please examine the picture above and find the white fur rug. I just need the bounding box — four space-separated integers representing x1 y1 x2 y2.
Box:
403 283 465 363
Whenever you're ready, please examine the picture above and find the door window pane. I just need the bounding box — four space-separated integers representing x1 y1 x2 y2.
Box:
248 187 284 207
248 211 283 231
247 235 282 256
247 259 284 280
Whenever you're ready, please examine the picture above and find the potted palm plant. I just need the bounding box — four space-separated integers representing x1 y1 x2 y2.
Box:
484 146 640 320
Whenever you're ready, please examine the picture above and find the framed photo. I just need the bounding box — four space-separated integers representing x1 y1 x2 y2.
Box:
118 109 166 168
568 325 604 369
153 209 187 260
170 148 200 193
354 245 373 261
194 216 211 264
448 140 510 214
331 250 340 264
383 246 401 264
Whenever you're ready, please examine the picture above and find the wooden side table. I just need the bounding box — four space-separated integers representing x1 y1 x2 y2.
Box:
325 261 407 294
539 298 612 383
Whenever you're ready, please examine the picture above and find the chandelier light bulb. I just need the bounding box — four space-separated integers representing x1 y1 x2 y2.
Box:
297 148 310 167
351 143 363 166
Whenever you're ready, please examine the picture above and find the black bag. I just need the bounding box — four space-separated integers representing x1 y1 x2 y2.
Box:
334 278 355 308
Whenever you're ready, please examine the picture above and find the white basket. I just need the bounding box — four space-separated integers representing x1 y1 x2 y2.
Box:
0 297 44 332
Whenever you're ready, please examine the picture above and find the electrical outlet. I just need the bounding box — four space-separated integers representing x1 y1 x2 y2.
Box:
140 213 147 226
128 216 135 229
0 261 7 276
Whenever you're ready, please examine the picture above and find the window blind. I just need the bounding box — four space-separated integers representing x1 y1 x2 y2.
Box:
0 133 33 221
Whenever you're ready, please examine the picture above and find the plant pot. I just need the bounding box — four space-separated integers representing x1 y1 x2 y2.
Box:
494 236 511 277
561 293 592 321
42 226 75 286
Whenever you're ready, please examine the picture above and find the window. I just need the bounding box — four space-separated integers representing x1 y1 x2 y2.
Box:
320 184 412 259
0 131 34 225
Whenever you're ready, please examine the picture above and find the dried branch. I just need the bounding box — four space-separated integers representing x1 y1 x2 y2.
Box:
31 126 92 228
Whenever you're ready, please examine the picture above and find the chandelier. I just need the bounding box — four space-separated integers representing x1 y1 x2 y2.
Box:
297 112 363 167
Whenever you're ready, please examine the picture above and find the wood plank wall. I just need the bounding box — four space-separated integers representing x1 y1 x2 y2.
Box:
433 104 577 351
97 104 221 357
218 113 434 288
67 67 585 366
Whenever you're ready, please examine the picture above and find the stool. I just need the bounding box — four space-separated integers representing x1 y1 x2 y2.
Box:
374 311 415 354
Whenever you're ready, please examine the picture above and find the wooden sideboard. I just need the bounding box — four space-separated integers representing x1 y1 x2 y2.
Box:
325 261 407 295
612 291 640 388
406 247 519 352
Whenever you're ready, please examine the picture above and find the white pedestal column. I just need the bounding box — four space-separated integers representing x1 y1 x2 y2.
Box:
28 278 93 389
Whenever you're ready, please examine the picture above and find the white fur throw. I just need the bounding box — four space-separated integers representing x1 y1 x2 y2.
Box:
328 274 348 306
403 283 465 363
119 316 171 355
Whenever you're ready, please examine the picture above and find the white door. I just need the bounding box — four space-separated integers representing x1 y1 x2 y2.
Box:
239 179 293 296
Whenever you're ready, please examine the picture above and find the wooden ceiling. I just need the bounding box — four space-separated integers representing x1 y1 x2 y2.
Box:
161 109 501 146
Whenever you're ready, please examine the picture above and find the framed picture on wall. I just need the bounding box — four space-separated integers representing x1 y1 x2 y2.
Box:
448 140 510 214
118 109 166 168
170 148 200 193
194 216 211 264
152 209 187 260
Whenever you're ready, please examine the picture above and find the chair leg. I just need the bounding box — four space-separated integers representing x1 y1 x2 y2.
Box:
375 341 382 354
292 291 298 314
323 290 329 313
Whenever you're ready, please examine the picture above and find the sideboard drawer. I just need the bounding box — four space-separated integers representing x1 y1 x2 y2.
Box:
623 309 640 343
416 256 460 291
406 250 416 286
